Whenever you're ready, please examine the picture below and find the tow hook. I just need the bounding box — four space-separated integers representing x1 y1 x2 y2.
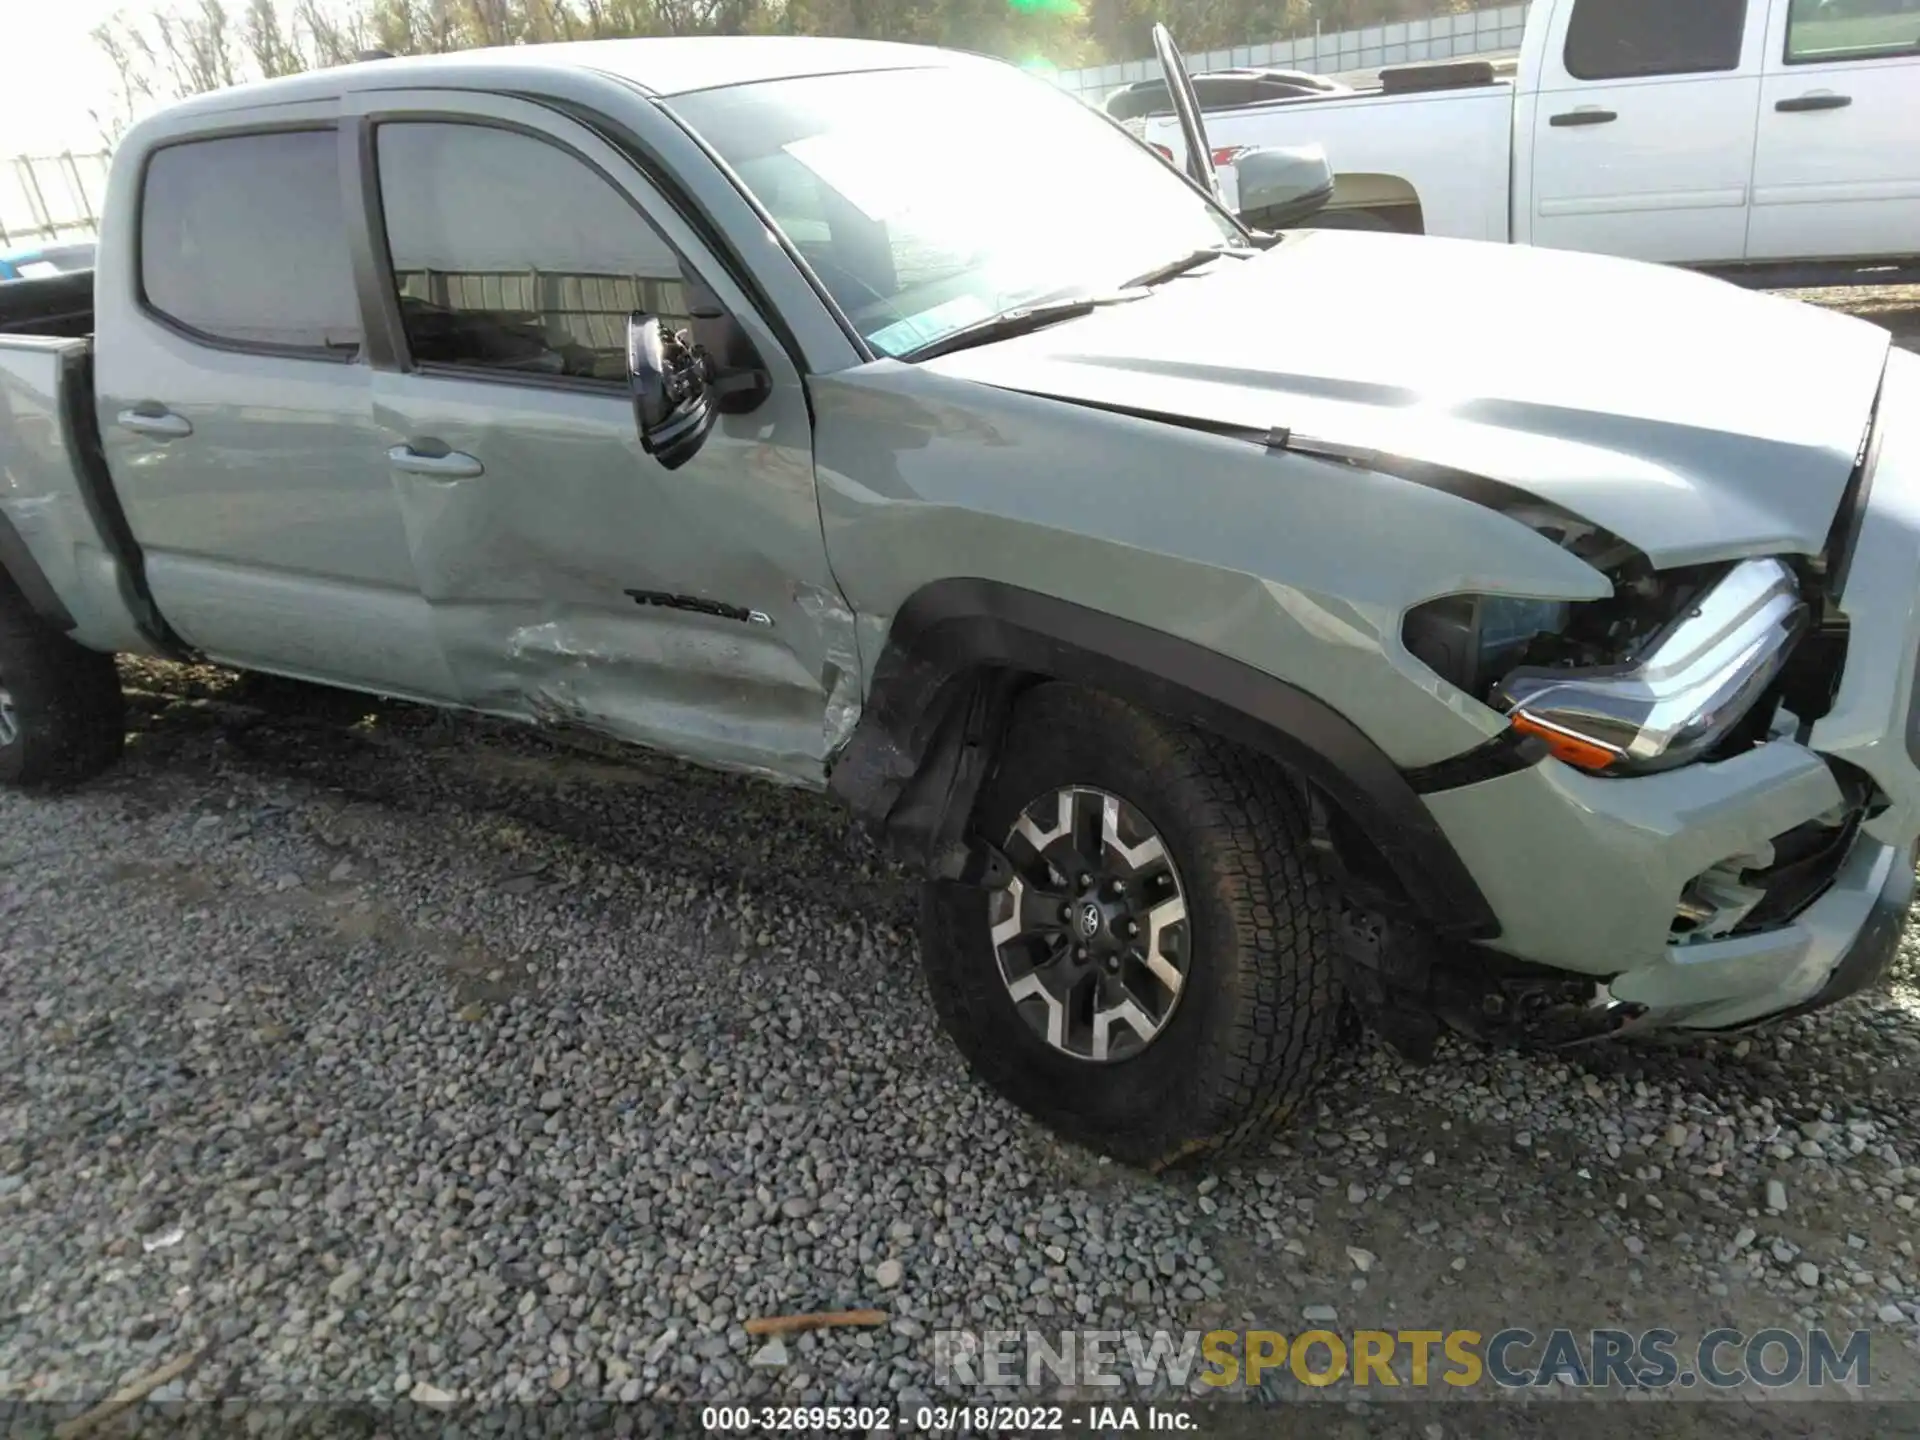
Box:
1553 992 1654 1047
1337 904 1651 1056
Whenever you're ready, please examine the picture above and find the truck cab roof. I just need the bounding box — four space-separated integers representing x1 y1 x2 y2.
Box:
142 34 985 124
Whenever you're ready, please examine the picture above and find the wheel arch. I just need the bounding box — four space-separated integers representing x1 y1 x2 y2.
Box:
826 578 1500 940
1323 173 1426 232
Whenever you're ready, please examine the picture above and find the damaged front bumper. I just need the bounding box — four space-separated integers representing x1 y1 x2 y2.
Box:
1609 831 1913 1030
1420 348 1920 1032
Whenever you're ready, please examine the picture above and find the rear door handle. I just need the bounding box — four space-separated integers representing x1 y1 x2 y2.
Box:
1549 108 1618 127
116 407 192 439
1776 93 1852 113
387 444 484 480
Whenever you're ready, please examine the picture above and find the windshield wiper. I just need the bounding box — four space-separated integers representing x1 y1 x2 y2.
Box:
1120 244 1256 291
900 293 1143 363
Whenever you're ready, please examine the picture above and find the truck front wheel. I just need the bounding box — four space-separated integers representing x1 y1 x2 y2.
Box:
0 581 125 789
919 683 1346 1168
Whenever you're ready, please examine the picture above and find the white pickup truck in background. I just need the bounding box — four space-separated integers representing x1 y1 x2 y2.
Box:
1139 0 1920 284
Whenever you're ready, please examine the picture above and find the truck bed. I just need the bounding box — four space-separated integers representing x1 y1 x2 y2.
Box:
1145 79 1515 241
0 270 94 339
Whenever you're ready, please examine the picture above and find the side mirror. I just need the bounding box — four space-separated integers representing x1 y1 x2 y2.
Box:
1232 145 1335 230
627 310 774 471
627 312 718 471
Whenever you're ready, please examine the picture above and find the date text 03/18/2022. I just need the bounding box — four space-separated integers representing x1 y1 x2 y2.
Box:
699 1404 1195 1432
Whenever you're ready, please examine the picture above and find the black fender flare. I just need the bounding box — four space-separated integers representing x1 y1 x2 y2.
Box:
826 578 1502 939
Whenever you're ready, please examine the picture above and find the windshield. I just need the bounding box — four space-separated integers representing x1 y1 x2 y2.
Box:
670 64 1243 358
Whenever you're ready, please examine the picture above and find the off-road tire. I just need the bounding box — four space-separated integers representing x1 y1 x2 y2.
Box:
0 579 125 789
920 683 1346 1168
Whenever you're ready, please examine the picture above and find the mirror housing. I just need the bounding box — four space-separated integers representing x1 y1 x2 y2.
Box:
627 313 717 471
1232 145 1335 230
627 310 774 471
684 280 775 417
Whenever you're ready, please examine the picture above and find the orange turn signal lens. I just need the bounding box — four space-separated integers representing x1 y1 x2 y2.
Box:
1510 714 1618 773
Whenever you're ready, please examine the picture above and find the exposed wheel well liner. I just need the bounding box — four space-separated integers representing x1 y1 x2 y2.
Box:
826 578 1500 940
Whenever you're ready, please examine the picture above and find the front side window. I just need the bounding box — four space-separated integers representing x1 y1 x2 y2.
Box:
671 65 1244 359
375 122 693 384
1787 0 1920 63
140 130 361 352
1563 0 1749 79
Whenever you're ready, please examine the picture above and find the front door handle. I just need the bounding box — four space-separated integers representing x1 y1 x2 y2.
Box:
116 407 192 439
387 444 484 480
1549 108 1618 127
1776 93 1852 113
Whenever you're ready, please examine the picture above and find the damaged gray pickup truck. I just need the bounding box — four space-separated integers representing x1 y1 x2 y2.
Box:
2 30 1918 1169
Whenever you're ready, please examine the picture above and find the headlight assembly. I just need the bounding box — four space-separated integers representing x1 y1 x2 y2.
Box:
1404 558 1809 777
1493 558 1807 774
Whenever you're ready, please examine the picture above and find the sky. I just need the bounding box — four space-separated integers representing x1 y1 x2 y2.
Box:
1 1 140 157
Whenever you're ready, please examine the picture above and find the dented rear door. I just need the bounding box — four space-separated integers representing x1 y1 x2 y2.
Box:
352 91 851 786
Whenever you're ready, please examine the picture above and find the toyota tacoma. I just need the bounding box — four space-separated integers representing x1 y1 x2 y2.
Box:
0 30 1915 1168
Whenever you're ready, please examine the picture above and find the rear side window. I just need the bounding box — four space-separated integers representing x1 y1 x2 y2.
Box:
1787 0 1920 64
140 130 361 353
374 122 694 384
1563 0 1749 79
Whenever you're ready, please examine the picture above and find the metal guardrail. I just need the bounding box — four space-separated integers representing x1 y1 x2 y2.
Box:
0 152 112 250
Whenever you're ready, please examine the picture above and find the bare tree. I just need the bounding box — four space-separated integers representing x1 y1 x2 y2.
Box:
89 15 162 146
293 0 369 65
365 0 464 55
153 0 243 95
90 0 1474 148
245 0 306 75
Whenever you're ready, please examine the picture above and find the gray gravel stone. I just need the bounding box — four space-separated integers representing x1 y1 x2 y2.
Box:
3 656 1920 1412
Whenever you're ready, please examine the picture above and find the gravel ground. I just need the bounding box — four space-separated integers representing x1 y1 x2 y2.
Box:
1789 283 1920 351
4 289 1920 1438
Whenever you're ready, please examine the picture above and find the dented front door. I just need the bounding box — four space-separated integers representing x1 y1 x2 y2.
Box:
354 94 855 786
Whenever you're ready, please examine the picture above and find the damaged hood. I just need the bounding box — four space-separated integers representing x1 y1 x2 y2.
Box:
922 230 1891 568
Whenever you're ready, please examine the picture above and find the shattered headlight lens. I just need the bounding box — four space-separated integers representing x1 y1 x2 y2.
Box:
1491 558 1807 775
